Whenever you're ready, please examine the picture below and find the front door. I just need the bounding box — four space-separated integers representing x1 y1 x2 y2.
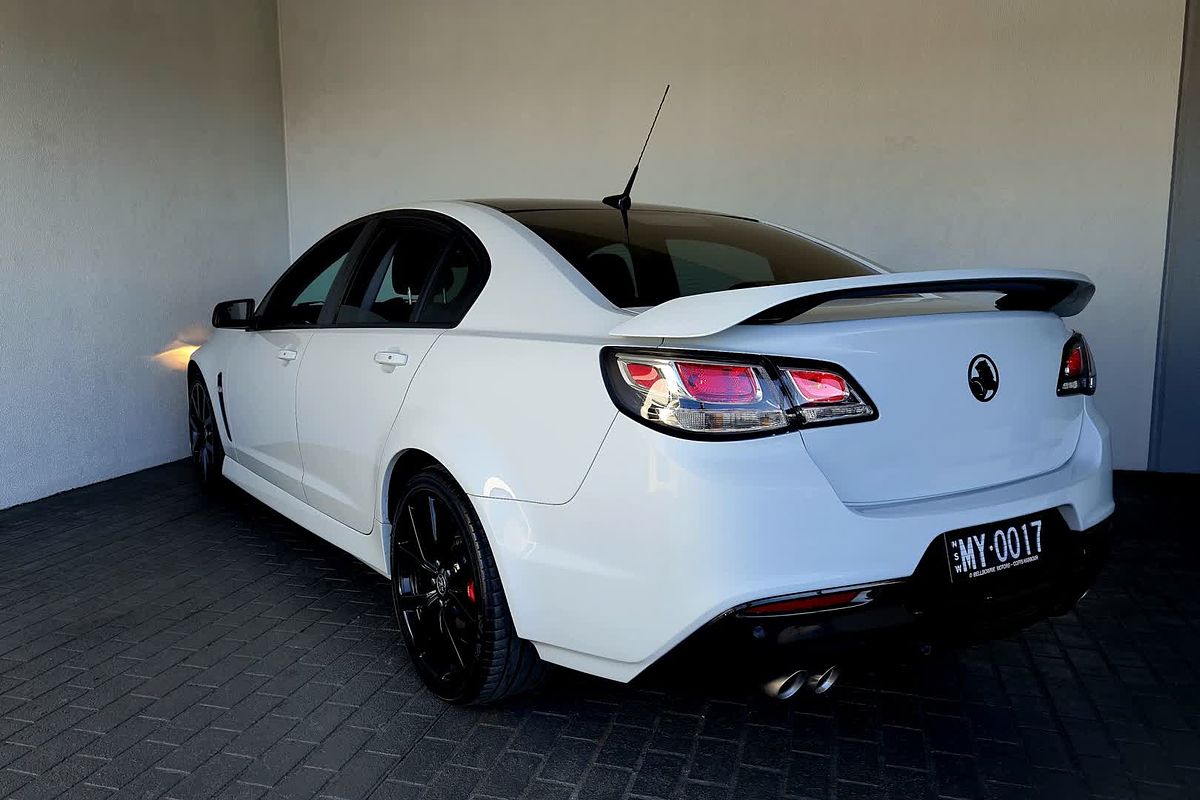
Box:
223 221 367 499
296 217 488 533
223 329 314 497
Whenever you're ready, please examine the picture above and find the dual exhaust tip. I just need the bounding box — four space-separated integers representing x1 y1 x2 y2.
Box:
762 665 840 700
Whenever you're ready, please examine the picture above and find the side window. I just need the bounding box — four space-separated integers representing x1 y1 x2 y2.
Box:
260 224 363 327
417 238 488 325
336 225 450 325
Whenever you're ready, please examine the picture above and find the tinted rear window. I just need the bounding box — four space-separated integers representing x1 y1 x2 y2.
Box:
509 209 875 308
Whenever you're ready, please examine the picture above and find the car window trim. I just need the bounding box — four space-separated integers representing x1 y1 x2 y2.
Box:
329 210 489 331
408 235 458 323
251 216 377 332
318 218 380 327
329 216 452 329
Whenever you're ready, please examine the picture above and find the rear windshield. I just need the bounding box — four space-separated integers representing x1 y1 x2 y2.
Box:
508 208 876 308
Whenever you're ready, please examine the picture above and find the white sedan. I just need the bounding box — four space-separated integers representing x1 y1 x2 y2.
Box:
188 199 1114 703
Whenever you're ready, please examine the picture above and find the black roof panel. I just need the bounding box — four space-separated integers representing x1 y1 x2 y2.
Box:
472 198 746 218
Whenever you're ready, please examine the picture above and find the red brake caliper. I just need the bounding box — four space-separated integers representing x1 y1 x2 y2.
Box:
466 581 477 604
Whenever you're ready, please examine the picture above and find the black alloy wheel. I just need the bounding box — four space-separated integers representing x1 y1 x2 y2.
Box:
188 377 224 489
393 486 481 697
391 467 545 704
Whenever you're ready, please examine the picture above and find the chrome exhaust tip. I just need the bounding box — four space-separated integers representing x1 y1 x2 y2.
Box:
763 665 840 699
805 665 840 695
762 669 807 700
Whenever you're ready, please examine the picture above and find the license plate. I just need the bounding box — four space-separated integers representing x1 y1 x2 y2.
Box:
944 514 1047 583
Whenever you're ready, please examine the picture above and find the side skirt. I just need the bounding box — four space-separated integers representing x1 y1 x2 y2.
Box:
222 459 389 576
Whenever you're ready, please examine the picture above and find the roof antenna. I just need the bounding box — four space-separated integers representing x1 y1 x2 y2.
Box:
603 84 670 215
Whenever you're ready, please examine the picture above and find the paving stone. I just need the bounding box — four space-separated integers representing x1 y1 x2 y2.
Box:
471 749 542 798
0 463 1194 800
628 750 685 798
317 749 398 798
539 736 599 784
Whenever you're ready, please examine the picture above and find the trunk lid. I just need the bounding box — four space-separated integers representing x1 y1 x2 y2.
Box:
682 299 1083 504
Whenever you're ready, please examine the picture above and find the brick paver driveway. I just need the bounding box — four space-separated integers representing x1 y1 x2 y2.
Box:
0 464 1196 799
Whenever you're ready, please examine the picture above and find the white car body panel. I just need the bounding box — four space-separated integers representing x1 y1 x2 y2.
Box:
378 332 621 505
296 327 442 533
222 329 313 498
189 199 1115 683
475 397 1111 681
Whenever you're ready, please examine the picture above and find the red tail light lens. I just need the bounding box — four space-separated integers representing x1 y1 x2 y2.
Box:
676 362 760 404
1057 332 1096 396
1064 348 1084 378
622 362 662 390
787 369 850 404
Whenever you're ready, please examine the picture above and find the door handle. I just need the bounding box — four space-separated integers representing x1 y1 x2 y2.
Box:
277 349 298 362
374 351 408 367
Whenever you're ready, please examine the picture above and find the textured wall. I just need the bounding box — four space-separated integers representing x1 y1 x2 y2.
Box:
278 0 1184 470
0 0 289 509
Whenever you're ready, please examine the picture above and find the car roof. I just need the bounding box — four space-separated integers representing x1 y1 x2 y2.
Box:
471 198 749 218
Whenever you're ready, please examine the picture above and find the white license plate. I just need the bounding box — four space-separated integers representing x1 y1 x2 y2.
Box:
945 516 1045 583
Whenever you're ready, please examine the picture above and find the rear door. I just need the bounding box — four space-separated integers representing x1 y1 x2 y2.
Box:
223 221 366 498
295 214 489 533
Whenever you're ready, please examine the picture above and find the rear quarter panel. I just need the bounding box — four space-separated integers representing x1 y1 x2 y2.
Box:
377 331 619 511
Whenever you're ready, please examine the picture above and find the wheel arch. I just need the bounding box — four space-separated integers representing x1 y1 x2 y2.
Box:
381 448 445 524
378 448 487 593
187 353 235 452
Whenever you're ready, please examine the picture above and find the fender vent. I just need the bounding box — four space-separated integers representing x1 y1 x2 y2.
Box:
216 372 233 441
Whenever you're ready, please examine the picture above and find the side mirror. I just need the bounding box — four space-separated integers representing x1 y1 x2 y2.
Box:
212 298 256 329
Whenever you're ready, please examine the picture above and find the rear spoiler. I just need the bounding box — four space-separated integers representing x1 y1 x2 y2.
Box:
610 268 1094 339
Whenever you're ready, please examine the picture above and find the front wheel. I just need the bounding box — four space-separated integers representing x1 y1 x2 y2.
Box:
188 376 224 490
390 467 545 704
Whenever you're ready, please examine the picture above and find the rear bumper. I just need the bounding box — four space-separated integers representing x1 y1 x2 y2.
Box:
471 397 1114 683
681 516 1112 675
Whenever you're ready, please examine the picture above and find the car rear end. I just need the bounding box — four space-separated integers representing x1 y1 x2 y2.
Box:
595 308 1110 674
482 202 1113 682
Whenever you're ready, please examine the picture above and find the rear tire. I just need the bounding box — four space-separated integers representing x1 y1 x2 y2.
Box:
390 466 546 704
188 376 224 491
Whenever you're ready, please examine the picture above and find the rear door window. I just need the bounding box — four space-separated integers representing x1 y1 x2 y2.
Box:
336 225 450 325
333 218 490 327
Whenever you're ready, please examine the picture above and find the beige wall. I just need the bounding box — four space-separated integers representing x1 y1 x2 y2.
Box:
0 0 289 508
279 0 1184 470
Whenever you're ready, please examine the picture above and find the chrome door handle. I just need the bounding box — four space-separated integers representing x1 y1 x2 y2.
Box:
277 349 298 362
374 351 408 367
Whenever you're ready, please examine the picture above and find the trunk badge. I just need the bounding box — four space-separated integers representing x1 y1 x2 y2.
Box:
968 355 999 402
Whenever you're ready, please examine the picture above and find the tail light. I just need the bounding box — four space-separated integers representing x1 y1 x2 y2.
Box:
602 349 876 438
784 368 873 424
607 353 789 435
1057 332 1096 396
